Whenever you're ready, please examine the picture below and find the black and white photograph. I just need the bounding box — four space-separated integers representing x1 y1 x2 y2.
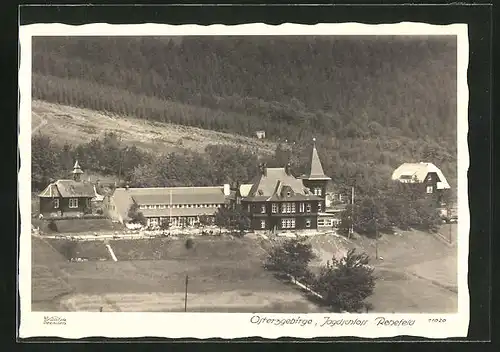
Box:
19 23 470 339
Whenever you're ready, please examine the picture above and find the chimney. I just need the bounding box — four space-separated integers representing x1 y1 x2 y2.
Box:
285 162 292 175
223 183 231 196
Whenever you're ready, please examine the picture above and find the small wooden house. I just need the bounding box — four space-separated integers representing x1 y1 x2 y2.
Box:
38 161 96 217
391 162 451 204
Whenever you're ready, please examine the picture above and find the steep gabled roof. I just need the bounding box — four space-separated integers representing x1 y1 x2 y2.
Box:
391 162 451 189
38 180 95 198
245 167 322 202
55 180 96 198
38 183 62 198
302 140 331 181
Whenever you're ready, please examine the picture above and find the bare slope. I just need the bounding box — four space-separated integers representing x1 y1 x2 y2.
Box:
32 100 277 155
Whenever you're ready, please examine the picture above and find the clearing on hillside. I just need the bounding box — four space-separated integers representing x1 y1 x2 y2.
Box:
32 236 326 313
32 100 277 155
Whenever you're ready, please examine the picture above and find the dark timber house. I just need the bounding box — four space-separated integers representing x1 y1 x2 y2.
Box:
241 140 334 232
38 161 96 217
391 162 451 205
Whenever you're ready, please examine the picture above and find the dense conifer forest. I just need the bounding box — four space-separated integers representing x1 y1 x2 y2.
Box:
31 36 458 231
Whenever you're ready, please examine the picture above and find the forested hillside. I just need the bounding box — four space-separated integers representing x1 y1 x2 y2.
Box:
31 36 458 200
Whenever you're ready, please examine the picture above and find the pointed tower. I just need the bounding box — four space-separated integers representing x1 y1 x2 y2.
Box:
301 138 331 211
72 160 84 182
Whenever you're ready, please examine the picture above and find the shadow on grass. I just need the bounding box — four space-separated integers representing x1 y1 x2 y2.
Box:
270 272 338 313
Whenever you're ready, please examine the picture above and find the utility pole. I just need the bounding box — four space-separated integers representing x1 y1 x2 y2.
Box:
449 221 452 244
184 274 189 312
349 186 354 239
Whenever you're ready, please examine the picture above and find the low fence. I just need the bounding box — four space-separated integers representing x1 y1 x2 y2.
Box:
36 215 109 221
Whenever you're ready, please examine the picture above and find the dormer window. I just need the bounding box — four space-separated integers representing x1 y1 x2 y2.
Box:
287 191 291 197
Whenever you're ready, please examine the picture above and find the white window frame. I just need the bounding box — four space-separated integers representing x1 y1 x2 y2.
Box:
299 202 305 213
318 202 322 212
281 203 296 214
53 198 59 209
281 218 296 229
272 203 278 213
306 203 311 213
261 204 266 213
69 198 78 209
314 188 322 196
426 186 433 194
260 220 266 229
305 219 312 228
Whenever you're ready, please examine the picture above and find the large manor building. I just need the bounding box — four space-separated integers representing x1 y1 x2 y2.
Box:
241 140 338 231
101 140 340 231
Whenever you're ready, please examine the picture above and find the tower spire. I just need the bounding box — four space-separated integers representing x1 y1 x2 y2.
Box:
72 160 84 182
303 138 331 181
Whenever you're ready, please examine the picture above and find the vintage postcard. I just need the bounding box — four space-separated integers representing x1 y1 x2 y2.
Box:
18 22 469 339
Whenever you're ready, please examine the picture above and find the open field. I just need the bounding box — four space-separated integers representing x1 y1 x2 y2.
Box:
304 225 458 313
32 236 326 313
32 100 277 155
32 223 459 313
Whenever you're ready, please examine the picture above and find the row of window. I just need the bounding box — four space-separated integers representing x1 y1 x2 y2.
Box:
255 202 322 214
139 203 223 210
53 198 82 209
147 216 202 227
259 218 313 229
317 218 341 227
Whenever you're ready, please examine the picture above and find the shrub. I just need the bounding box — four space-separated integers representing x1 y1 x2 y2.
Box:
313 249 376 313
185 238 194 249
60 240 77 260
264 237 316 283
47 220 58 232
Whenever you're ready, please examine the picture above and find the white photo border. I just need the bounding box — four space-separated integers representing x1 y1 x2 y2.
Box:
18 22 470 339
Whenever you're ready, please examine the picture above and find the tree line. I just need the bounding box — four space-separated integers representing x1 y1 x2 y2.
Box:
32 36 457 143
31 132 261 191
